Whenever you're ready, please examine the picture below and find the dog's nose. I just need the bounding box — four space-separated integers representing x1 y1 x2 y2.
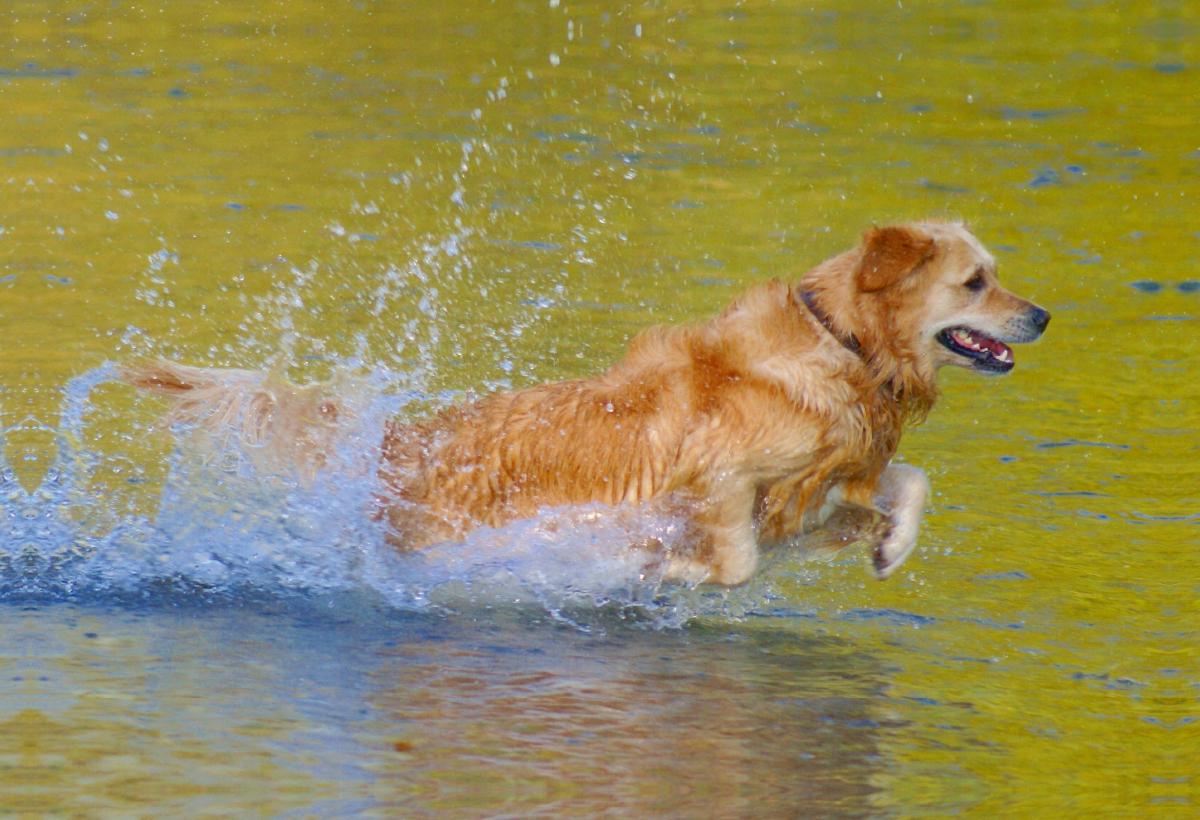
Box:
1028 306 1051 335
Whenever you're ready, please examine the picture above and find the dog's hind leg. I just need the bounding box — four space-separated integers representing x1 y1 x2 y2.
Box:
870 463 930 579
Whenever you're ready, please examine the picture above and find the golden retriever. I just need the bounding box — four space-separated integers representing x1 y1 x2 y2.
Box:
123 222 1049 585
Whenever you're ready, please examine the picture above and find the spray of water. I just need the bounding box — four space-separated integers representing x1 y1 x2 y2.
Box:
0 361 808 627
5 138 825 626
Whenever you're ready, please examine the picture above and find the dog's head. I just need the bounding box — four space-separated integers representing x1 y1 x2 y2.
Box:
845 222 1050 377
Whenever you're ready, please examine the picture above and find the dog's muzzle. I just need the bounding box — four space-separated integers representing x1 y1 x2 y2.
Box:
936 305 1050 374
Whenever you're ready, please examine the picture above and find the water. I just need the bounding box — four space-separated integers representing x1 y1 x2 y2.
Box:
2 0 1198 816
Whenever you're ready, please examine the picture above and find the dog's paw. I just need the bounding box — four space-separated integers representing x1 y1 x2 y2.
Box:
871 519 919 580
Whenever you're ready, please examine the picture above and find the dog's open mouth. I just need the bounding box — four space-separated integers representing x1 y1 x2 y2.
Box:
937 327 1014 373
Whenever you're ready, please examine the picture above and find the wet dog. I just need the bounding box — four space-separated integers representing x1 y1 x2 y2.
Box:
123 222 1049 585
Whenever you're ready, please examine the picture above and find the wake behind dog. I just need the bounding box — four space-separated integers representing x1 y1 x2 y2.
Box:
123 222 1049 586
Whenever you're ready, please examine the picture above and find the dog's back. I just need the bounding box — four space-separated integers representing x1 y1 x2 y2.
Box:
375 323 706 547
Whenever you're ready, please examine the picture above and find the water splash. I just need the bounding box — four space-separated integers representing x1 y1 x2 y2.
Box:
0 364 797 626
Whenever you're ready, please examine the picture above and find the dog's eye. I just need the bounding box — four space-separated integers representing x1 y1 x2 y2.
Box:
964 269 986 292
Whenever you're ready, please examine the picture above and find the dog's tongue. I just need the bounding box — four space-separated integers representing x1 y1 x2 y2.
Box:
987 338 1013 363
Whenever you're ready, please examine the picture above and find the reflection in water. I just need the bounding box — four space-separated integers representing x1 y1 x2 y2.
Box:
366 622 886 819
0 605 887 819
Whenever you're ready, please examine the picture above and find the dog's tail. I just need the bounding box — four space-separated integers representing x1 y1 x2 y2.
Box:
120 360 350 479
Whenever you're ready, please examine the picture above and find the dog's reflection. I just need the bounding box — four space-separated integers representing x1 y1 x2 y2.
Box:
366 624 890 819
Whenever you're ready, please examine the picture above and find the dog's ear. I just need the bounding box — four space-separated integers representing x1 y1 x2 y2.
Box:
857 225 936 293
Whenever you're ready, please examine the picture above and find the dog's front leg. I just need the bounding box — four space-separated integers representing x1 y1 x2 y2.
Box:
871 463 930 579
663 483 759 586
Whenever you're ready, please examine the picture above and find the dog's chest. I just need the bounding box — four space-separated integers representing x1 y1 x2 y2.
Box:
822 384 903 462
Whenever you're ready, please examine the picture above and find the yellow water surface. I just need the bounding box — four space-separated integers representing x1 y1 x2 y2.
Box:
1 1 1197 817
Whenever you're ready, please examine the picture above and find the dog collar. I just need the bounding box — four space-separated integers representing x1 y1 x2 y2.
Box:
798 289 864 359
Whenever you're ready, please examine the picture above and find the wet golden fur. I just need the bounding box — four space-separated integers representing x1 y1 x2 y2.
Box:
123 222 1048 585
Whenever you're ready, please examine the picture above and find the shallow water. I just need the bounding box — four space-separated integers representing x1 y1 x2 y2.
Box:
2 0 1198 817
